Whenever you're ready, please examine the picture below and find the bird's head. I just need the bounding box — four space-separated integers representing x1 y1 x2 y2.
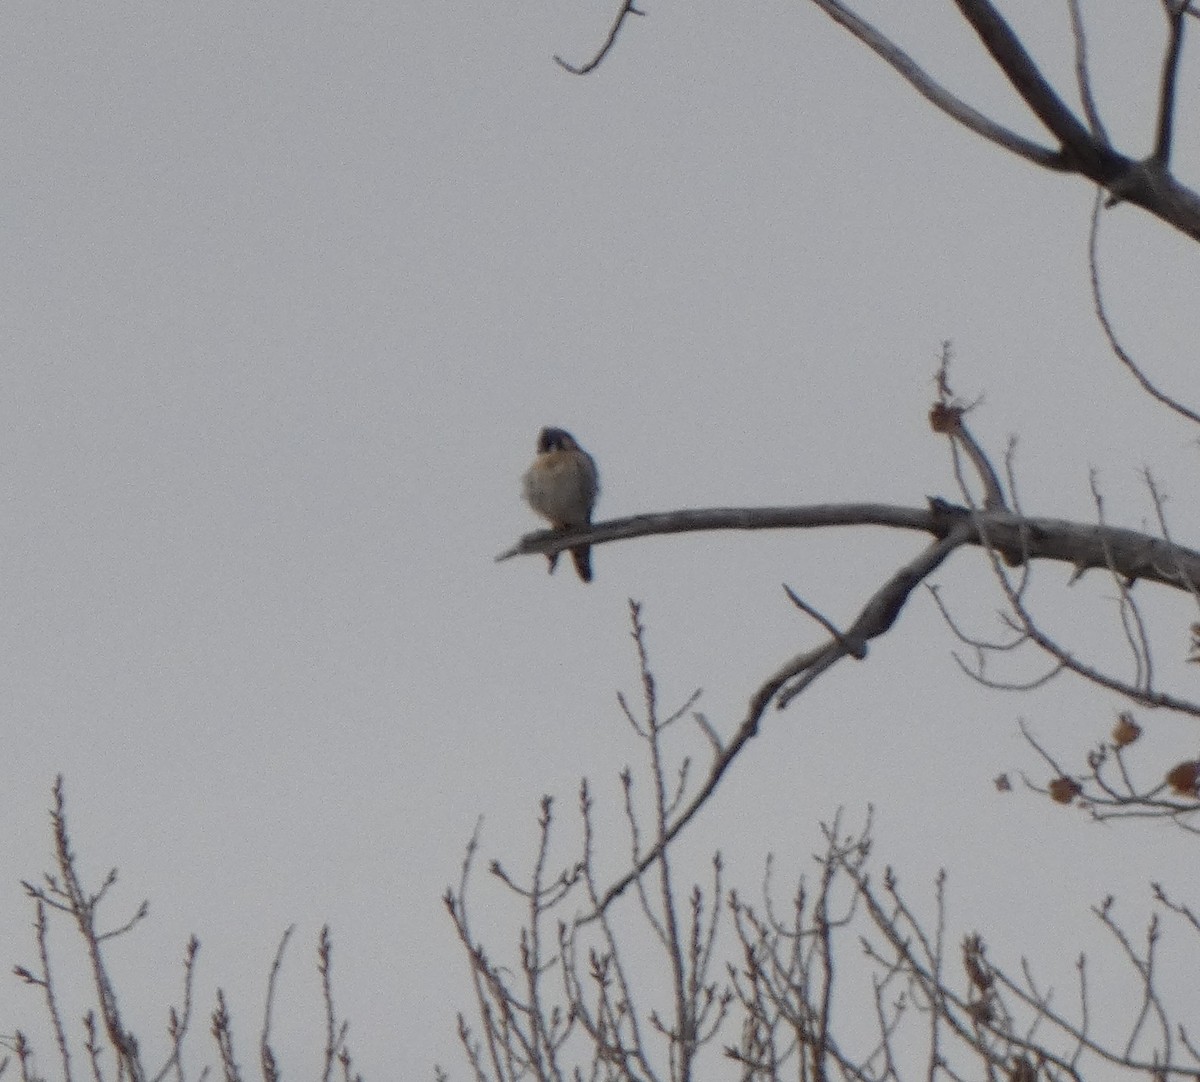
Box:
537 427 578 453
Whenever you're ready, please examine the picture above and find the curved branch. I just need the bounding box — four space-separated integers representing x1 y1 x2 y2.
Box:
806 0 1200 241
1087 191 1200 425
951 0 1102 169
566 0 1200 236
497 501 1200 594
806 0 1066 170
554 0 644 75
582 523 974 919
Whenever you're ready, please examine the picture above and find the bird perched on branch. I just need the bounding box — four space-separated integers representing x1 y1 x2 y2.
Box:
522 427 600 582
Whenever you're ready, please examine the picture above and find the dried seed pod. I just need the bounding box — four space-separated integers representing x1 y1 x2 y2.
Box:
1048 777 1082 805
1165 760 1200 796
1112 713 1141 748
928 401 964 433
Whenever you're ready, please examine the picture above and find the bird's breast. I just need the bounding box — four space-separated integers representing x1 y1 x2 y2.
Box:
523 450 597 527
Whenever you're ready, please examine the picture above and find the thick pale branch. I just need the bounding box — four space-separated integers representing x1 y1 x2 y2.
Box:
951 0 1102 167
807 0 1200 241
497 502 1200 594
806 0 1065 169
569 0 1200 236
950 0 1200 238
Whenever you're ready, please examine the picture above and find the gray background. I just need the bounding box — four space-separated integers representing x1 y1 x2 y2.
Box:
2 0 1198 1074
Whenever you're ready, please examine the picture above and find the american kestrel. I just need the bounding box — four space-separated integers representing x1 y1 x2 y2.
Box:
522 426 600 582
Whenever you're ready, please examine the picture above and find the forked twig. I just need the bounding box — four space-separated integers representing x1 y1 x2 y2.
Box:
554 0 645 75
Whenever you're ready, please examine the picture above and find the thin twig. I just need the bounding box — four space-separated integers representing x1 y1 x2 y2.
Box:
587 524 972 919
1066 0 1109 142
259 926 295 1082
1087 190 1200 425
554 0 645 75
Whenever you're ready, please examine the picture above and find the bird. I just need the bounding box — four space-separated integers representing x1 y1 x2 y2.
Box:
522 427 600 582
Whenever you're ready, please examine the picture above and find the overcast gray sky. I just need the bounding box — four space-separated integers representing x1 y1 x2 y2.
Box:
2 0 1199 1076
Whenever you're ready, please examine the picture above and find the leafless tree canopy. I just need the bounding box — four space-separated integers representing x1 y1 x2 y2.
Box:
463 3 1200 1081
3 777 363 1082
4 6 1200 1082
555 0 1200 239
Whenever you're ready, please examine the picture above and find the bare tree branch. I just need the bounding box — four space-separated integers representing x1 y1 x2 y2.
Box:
825 0 1200 239
931 350 1009 511
781 585 865 660
555 0 645 75
29 900 72 1082
1152 0 1190 164
259 926 294 1082
1066 0 1111 143
149 936 201 1082
806 0 1067 169
498 501 1200 595
563 0 1200 238
585 522 972 920
1088 192 1200 425
951 0 1104 169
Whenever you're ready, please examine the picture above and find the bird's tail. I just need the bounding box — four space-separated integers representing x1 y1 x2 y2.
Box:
570 545 593 583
